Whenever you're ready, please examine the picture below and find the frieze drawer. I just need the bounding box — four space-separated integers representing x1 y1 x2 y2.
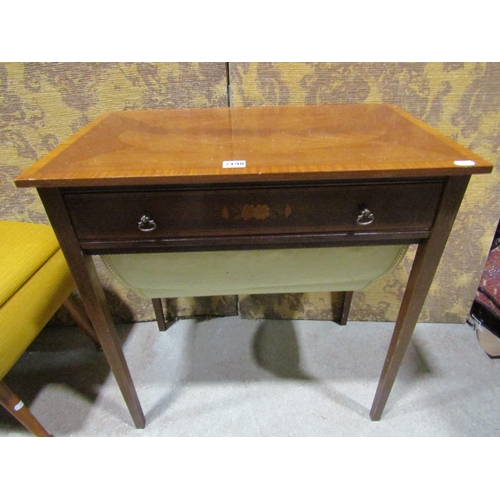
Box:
63 181 444 244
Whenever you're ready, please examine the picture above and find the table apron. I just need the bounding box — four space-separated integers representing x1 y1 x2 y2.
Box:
63 180 445 252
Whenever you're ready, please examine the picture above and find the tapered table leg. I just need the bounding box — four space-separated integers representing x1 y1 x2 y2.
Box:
39 189 145 429
152 298 167 331
339 291 354 326
370 176 470 421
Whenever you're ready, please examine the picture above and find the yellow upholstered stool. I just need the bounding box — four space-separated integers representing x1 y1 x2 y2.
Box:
0 221 98 436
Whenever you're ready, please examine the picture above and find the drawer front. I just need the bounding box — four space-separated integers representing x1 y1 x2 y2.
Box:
64 182 443 242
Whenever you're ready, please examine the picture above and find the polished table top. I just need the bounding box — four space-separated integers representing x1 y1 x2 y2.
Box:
15 104 491 188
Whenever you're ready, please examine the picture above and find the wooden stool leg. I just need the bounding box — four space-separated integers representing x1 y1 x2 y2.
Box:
339 291 354 325
0 380 51 437
152 298 167 331
62 296 101 348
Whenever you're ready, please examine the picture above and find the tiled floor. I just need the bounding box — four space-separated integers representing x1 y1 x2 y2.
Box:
1 316 499 437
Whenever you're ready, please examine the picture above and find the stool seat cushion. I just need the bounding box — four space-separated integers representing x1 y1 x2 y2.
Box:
0 249 75 379
0 221 60 308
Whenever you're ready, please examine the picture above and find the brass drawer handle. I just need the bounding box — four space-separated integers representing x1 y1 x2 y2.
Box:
356 208 375 225
138 214 157 232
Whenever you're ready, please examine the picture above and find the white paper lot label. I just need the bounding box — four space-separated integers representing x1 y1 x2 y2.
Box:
454 160 475 166
223 160 246 168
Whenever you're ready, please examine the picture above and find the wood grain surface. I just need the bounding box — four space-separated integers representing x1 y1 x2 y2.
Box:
15 104 492 188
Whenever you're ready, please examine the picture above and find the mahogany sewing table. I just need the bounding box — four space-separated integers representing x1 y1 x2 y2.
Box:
15 104 492 428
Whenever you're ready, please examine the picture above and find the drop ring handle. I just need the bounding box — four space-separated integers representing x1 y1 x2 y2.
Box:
138 214 157 232
356 208 375 226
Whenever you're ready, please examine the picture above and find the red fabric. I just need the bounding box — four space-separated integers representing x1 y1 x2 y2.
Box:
475 244 500 322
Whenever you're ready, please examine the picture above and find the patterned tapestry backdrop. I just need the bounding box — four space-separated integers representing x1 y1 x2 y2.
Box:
1 62 499 324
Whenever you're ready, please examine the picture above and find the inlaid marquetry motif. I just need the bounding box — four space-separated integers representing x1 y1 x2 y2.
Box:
222 204 292 221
